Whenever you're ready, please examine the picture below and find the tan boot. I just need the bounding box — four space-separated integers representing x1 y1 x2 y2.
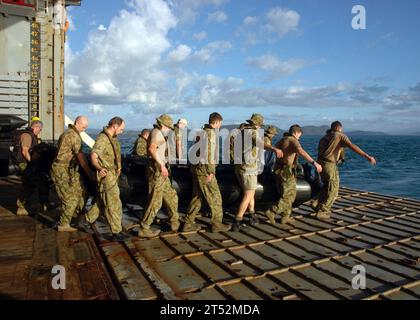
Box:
57 225 78 232
311 199 319 212
138 228 161 238
316 211 331 220
182 223 201 232
264 210 276 224
280 215 295 224
16 207 29 216
211 221 231 233
171 220 180 232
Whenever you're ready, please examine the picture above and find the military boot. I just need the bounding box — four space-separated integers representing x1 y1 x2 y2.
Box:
16 207 30 216
264 210 276 224
232 219 243 232
311 199 319 212
182 223 201 232
170 220 180 232
79 217 95 234
316 211 331 220
57 225 78 232
211 221 231 233
112 232 130 242
248 212 259 226
138 228 161 238
280 215 295 224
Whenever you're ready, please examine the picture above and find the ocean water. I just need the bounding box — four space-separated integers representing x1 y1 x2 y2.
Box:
92 131 420 200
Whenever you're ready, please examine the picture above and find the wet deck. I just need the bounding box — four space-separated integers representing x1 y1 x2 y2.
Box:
1 178 420 300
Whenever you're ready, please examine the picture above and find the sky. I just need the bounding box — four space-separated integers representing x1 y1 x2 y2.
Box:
64 0 420 133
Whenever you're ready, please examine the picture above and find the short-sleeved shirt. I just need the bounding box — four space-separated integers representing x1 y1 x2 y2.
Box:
92 128 122 171
53 125 82 166
318 131 352 163
20 133 33 149
133 136 148 156
275 135 301 167
149 128 167 165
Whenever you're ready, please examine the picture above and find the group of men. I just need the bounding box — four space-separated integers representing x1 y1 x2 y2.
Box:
13 113 376 241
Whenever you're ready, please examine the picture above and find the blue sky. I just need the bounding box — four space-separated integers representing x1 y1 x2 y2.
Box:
64 0 420 133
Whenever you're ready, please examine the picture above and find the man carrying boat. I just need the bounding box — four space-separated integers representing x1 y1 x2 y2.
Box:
51 116 95 232
132 128 150 157
182 112 231 233
264 125 322 224
313 121 376 220
138 114 181 238
83 117 129 242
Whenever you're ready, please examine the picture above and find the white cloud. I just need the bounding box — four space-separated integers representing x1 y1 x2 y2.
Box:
88 104 105 114
208 10 227 23
193 40 232 63
193 31 207 41
65 0 178 110
167 44 192 63
264 7 300 38
247 54 312 80
169 0 228 24
97 24 107 31
243 16 257 26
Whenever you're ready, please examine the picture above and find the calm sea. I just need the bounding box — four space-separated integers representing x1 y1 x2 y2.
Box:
90 131 420 200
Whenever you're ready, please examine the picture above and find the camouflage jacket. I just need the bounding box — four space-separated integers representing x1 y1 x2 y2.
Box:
192 124 218 176
53 124 82 167
133 136 148 156
92 127 122 171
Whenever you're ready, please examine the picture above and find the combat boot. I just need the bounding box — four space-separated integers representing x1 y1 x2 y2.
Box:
311 199 319 212
232 219 242 232
182 223 201 232
316 211 331 220
170 220 180 232
112 232 130 242
248 212 259 226
16 207 29 216
57 225 78 232
280 215 295 224
138 228 161 238
211 221 231 233
264 210 276 224
79 217 95 234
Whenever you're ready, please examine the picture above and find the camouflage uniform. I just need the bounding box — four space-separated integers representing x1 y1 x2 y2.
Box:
85 128 123 234
315 131 352 216
265 134 301 219
234 114 264 191
185 124 223 225
132 135 148 157
51 125 87 226
140 119 180 231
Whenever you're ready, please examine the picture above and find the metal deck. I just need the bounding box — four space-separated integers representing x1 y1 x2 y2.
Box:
1 179 420 300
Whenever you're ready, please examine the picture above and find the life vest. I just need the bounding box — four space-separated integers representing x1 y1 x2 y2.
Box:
10 127 38 165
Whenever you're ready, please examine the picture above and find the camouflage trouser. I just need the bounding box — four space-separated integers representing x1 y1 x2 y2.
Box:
316 162 340 214
140 164 179 229
51 163 87 226
185 173 223 225
266 165 296 217
17 162 49 210
85 170 123 234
